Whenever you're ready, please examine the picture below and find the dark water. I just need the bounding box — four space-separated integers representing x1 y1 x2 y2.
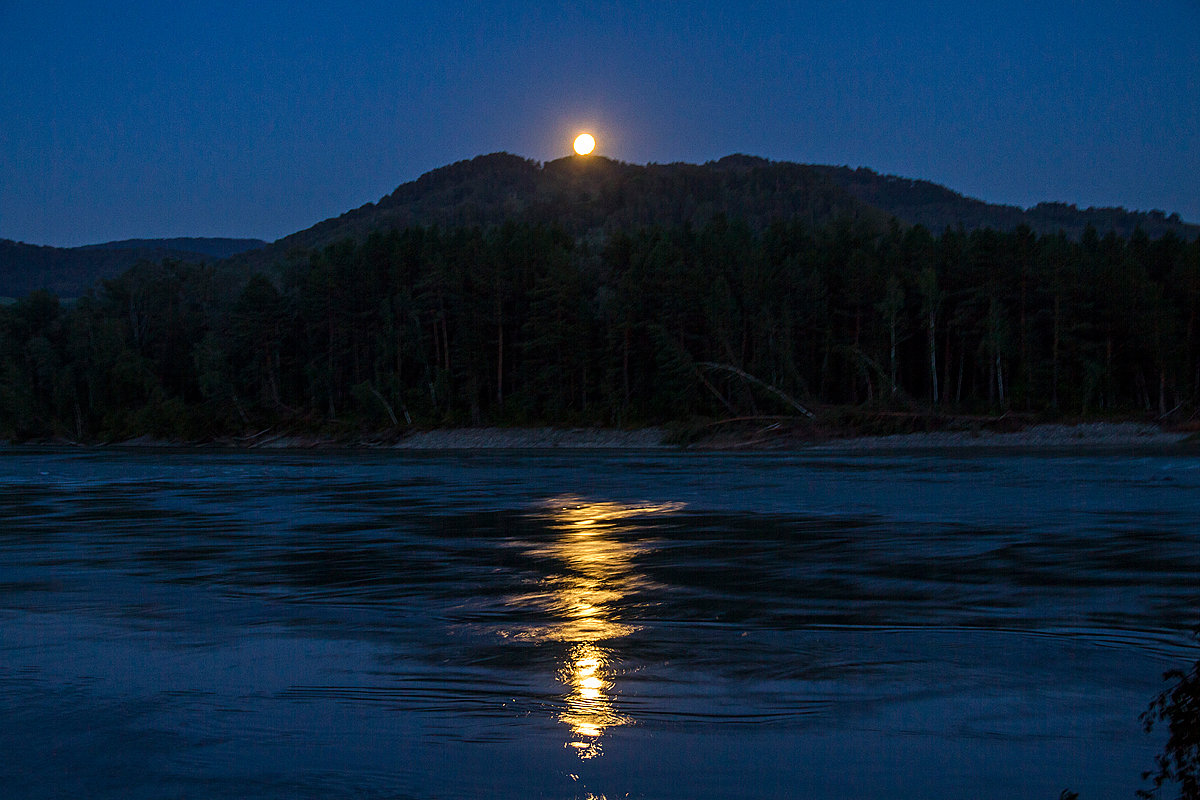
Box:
1 446 1198 799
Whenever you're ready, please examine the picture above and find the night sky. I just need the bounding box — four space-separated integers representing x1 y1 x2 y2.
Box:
2 1 1197 248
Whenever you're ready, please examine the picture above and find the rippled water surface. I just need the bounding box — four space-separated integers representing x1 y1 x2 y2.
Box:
2 446 1198 799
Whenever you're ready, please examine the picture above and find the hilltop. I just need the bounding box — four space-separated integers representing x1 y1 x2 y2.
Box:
4 153 1197 297
233 153 884 267
235 152 1198 269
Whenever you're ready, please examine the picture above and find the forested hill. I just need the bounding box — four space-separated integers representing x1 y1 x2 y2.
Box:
234 153 888 267
6 155 1194 297
236 153 1199 268
0 237 266 298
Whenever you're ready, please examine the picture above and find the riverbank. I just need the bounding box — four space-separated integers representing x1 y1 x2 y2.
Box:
803 421 1194 451
389 427 669 449
383 421 1194 450
11 420 1196 451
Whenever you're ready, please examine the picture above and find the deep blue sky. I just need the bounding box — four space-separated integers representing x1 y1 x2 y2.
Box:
2 1 1197 247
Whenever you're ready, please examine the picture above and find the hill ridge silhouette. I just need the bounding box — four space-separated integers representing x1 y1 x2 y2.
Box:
5 153 1197 296
242 152 1197 269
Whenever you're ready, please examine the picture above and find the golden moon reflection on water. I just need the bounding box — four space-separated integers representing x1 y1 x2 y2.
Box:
530 496 684 759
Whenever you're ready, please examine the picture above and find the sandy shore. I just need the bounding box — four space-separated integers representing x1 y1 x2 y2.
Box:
390 427 669 449
388 422 1193 450
43 420 1192 450
806 422 1193 451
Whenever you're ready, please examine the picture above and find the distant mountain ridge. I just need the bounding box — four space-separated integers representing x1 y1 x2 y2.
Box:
77 237 268 259
0 237 267 298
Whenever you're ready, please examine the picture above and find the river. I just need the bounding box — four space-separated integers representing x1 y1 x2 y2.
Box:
1 446 1197 799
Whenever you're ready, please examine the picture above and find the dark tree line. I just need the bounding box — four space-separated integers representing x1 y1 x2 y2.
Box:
2 217 1199 441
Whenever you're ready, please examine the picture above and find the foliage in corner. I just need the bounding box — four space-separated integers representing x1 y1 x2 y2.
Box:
1140 634 1200 800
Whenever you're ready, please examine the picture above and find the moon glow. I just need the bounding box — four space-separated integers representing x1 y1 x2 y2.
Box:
573 133 596 155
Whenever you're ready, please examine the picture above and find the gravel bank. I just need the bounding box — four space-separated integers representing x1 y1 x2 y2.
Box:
93 422 1191 450
392 427 669 449
807 422 1193 451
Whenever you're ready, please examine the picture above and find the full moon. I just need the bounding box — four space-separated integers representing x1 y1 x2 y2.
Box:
573 133 596 155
